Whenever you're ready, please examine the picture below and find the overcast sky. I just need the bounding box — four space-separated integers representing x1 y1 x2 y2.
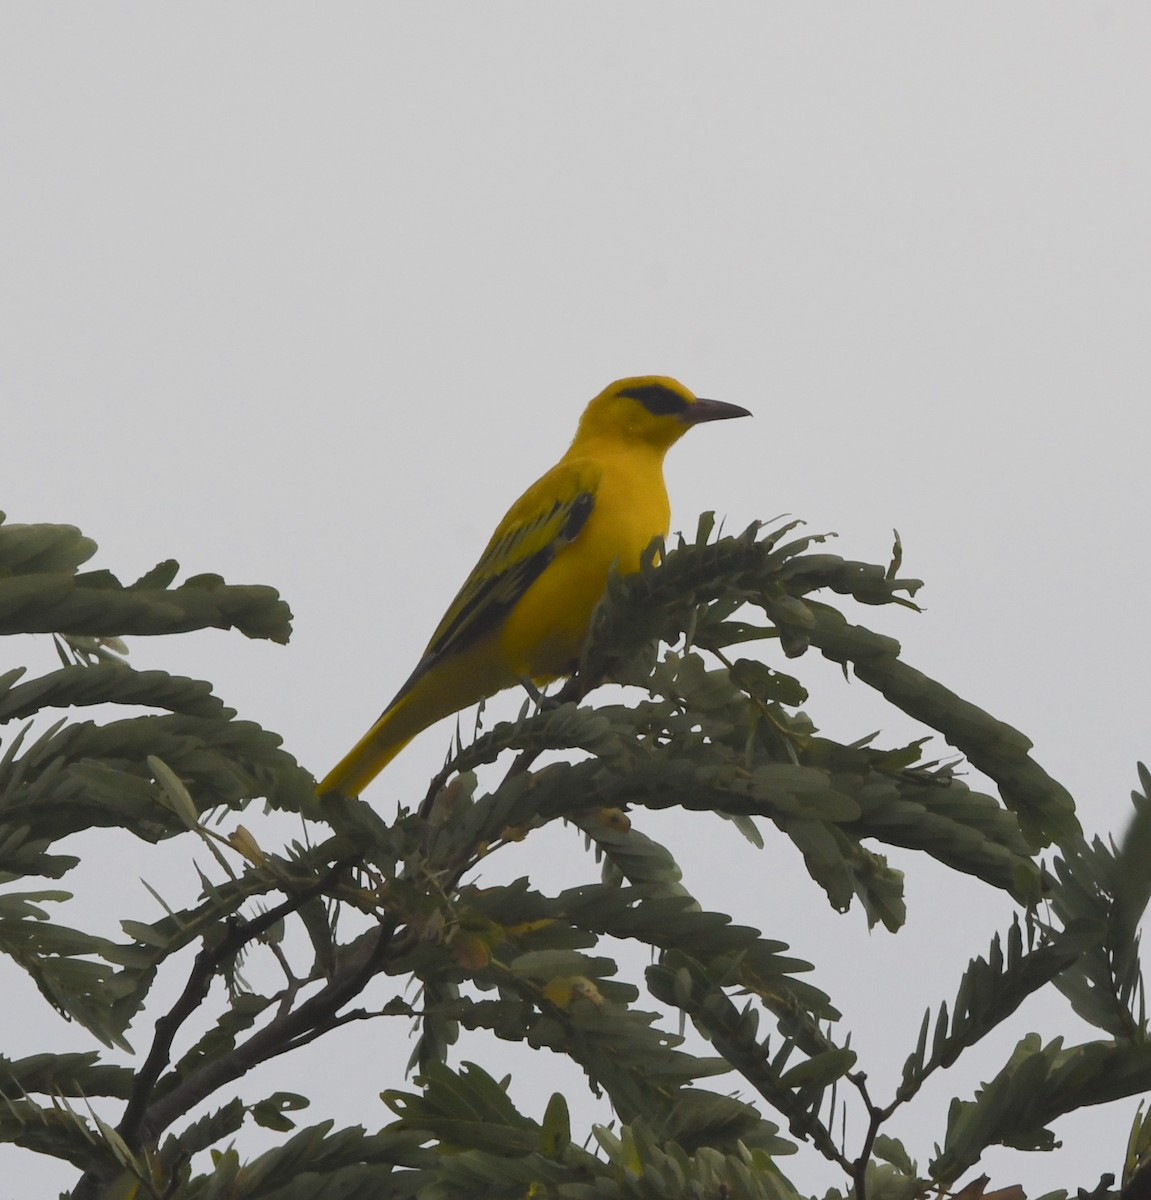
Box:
2 6 1150 1196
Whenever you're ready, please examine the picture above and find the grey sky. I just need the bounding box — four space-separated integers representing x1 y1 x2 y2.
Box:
2 6 1150 1195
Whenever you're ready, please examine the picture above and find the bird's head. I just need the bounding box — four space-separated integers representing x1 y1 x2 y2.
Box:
574 376 751 451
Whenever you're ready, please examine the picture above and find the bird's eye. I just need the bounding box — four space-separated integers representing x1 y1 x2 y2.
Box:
619 384 689 417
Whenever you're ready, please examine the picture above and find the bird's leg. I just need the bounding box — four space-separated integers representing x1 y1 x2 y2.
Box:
518 677 562 711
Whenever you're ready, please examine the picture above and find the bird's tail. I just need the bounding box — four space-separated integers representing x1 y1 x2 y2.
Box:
316 652 506 797
315 695 420 798
317 639 517 798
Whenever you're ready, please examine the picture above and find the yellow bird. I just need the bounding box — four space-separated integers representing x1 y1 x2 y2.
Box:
317 376 750 798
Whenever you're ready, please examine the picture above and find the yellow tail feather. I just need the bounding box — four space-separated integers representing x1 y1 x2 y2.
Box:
315 701 416 798
317 641 515 797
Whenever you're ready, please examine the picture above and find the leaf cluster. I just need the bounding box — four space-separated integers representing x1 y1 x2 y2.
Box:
0 511 1146 1200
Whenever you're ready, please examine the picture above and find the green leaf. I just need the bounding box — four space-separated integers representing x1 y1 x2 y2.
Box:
899 918 1086 1101
251 1091 311 1132
872 1133 916 1176
508 949 616 980
0 521 97 575
537 1092 570 1157
932 1035 1151 1186
778 1047 856 1088
0 519 292 643
148 755 201 829
385 1061 539 1153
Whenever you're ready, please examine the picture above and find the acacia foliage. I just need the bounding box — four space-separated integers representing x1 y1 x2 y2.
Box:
0 508 1148 1200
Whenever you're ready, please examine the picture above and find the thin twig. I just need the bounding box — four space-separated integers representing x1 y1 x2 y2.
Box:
133 915 403 1149
848 1071 885 1200
116 860 355 1152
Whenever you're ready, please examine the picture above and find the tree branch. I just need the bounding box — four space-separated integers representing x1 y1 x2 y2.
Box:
116 861 353 1151
133 914 402 1149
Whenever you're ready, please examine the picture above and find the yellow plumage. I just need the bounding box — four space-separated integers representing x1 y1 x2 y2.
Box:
317 376 751 798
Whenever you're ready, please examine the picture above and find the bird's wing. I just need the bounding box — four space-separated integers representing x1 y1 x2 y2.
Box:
395 461 598 697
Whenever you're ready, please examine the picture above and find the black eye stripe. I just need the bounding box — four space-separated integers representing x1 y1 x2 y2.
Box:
618 383 689 416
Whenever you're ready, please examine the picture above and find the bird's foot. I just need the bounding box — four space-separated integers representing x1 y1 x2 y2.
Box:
519 677 564 711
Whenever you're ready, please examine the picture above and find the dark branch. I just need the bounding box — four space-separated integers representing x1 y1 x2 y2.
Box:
133 915 402 1149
